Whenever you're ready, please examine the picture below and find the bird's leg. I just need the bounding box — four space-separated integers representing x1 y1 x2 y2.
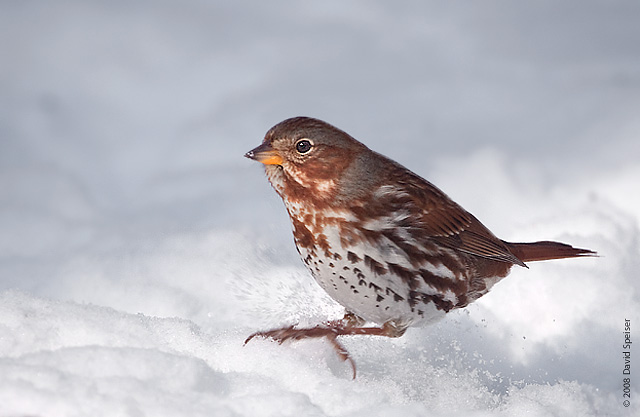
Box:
244 314 405 345
244 315 407 378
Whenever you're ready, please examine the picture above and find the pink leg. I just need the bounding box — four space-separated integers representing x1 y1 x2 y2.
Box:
244 315 406 378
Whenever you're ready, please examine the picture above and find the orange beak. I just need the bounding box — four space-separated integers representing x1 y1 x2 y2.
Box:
244 142 284 165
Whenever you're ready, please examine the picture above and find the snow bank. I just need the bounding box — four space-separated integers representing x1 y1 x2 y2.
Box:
0 288 614 417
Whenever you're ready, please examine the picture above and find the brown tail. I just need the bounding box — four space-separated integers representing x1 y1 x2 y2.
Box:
504 241 596 264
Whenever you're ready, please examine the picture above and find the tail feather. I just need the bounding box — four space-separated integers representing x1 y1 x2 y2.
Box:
504 241 596 264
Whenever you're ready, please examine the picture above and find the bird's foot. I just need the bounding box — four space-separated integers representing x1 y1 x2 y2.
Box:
244 324 358 378
244 317 407 379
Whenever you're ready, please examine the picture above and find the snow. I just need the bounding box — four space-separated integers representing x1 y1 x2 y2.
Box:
1 0 639 416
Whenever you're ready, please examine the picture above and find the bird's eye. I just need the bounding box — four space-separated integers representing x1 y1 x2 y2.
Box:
295 139 313 154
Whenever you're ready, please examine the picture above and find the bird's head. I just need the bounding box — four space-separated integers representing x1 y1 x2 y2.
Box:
245 117 371 203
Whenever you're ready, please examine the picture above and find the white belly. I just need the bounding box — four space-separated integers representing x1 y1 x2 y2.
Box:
295 223 451 328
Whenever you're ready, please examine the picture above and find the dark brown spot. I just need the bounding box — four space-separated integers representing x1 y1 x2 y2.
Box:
409 290 453 311
360 228 384 246
455 294 468 308
408 291 420 307
419 268 467 295
380 230 429 267
376 294 384 302
420 293 454 312
333 253 343 261
364 255 387 275
386 262 415 284
423 251 465 280
304 213 314 225
353 267 365 279
316 233 331 254
385 288 405 302
291 217 315 249
347 251 361 264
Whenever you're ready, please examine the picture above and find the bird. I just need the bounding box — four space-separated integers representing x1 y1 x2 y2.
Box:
244 116 595 377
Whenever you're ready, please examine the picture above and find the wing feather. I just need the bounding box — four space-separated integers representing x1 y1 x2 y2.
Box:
377 167 526 267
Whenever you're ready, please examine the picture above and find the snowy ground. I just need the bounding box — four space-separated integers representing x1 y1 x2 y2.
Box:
1 1 639 416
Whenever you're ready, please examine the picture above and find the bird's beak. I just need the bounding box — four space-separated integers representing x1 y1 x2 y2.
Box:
244 142 284 165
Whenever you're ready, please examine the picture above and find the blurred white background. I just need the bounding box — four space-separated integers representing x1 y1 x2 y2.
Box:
1 1 638 416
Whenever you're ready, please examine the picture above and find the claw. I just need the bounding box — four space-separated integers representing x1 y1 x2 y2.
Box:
325 333 357 379
244 325 298 345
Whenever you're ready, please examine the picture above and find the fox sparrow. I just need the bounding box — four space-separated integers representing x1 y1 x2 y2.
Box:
244 116 595 377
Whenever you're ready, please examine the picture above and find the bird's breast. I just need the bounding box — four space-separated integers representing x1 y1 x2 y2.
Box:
282 201 475 327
